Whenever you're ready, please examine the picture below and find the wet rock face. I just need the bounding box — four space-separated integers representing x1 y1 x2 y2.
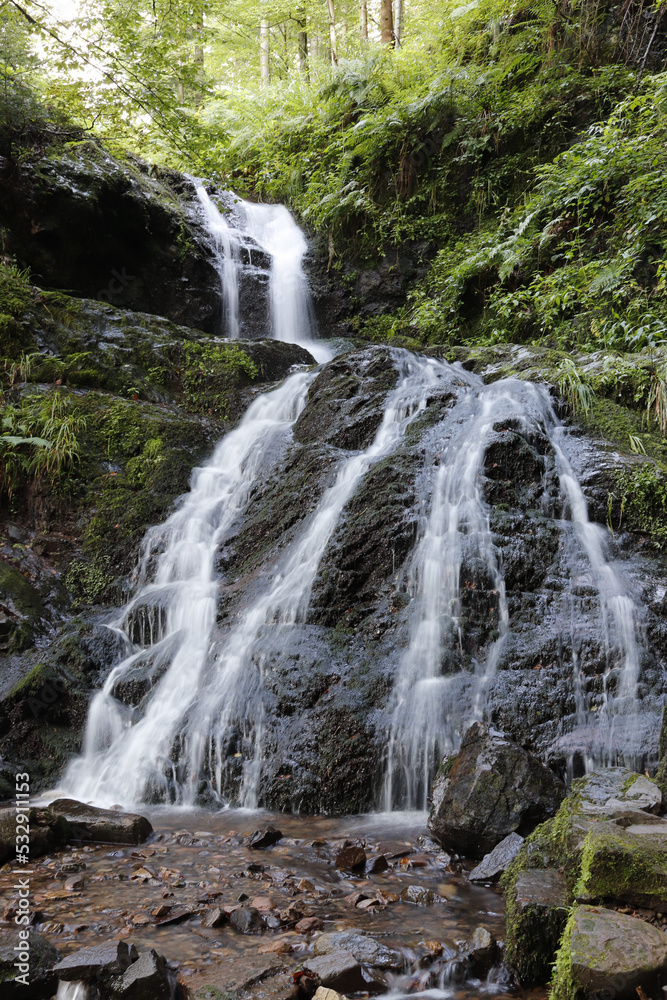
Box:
0 143 221 331
293 349 399 450
428 722 565 858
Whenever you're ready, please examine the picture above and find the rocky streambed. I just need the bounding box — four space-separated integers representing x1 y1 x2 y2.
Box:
0 803 519 1000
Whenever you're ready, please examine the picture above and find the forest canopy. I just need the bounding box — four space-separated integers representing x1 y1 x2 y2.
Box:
3 0 667 356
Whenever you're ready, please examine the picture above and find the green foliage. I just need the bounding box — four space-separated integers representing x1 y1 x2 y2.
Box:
65 559 113 607
0 262 32 353
556 359 594 415
0 390 87 500
614 462 667 545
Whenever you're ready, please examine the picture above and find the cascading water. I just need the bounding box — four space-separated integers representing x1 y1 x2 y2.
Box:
384 375 647 810
184 351 454 808
63 352 458 808
195 184 331 364
195 183 241 339
63 371 314 806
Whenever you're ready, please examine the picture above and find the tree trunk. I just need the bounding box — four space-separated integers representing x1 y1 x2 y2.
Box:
380 0 394 45
394 0 403 47
260 17 270 85
360 1 368 41
326 0 338 65
193 6 205 106
298 6 309 78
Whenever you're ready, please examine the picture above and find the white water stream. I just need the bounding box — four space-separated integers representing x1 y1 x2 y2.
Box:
60 187 648 810
63 371 314 806
384 376 645 809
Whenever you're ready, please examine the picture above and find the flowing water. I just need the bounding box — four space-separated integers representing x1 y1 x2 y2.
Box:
2 808 528 1000
63 371 315 806
384 376 647 809
195 184 331 364
63 189 649 815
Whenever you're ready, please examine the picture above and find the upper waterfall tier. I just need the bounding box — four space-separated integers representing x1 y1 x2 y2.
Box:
195 184 331 363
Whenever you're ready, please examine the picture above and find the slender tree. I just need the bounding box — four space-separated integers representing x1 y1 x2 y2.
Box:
359 0 368 41
297 5 309 78
394 0 403 47
326 0 338 65
260 11 270 85
380 0 394 45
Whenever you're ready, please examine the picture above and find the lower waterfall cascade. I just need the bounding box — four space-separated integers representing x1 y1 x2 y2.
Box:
56 197 663 812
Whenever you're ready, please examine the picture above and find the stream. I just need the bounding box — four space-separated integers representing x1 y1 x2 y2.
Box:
2 809 545 1000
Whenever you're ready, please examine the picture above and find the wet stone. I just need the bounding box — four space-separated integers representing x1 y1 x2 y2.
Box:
464 926 497 976
302 949 366 993
400 885 445 905
0 929 60 999
53 940 136 981
295 916 323 933
468 832 524 882
109 948 172 1000
230 904 263 933
365 854 389 874
48 799 152 846
201 907 227 928
249 826 283 849
334 846 366 871
314 931 404 970
565 905 667 999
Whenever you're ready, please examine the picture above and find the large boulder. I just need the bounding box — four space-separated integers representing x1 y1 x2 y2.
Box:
554 905 667 999
48 799 152 845
427 723 565 858
576 821 667 911
313 931 404 970
0 141 221 332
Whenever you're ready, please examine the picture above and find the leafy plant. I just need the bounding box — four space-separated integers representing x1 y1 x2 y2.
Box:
0 391 87 499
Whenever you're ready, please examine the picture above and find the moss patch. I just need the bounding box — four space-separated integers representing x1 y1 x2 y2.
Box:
575 826 667 911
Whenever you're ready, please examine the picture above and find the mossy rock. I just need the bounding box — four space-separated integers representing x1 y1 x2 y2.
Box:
575 823 667 911
551 905 667 1000
504 869 570 984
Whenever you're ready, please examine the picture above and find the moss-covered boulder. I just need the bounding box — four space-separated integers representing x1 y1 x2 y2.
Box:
503 768 667 990
552 905 667 1000
576 823 667 911
0 930 60 999
427 722 565 858
0 805 70 858
504 869 569 984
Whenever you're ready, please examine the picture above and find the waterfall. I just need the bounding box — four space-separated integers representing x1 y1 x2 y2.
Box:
384 376 646 811
184 351 454 808
63 370 314 807
63 351 459 808
195 183 241 339
195 185 331 364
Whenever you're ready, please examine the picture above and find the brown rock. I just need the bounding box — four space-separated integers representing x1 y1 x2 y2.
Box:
295 916 324 933
201 907 227 929
252 896 275 911
64 874 85 891
335 847 366 871
365 855 389 874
